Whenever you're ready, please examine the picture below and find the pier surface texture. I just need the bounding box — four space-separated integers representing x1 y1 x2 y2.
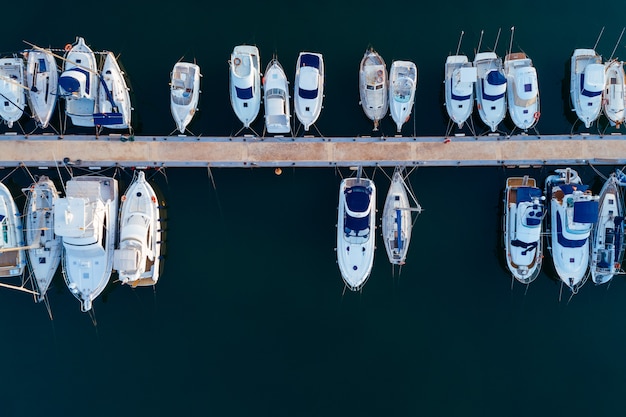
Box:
1 134 624 168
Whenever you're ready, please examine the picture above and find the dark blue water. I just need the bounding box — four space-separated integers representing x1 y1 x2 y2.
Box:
1 2 626 416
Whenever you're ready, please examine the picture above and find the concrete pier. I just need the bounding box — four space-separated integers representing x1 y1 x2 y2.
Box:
1 133 624 168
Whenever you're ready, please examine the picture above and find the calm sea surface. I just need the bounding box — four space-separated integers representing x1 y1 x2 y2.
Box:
1 1 626 416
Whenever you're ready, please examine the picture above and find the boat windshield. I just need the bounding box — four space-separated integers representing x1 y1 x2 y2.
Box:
236 86 253 100
344 213 370 237
298 88 318 99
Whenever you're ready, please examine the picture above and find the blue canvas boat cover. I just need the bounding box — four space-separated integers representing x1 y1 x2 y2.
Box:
93 112 124 126
573 200 599 223
58 76 80 93
517 187 541 203
298 87 318 99
345 213 369 234
345 186 371 213
236 86 253 100
558 183 588 195
300 54 320 69
487 70 506 85
556 212 587 248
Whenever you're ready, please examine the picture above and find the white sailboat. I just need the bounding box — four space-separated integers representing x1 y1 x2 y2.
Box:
544 168 598 294
170 61 201 134
22 176 61 302
0 182 26 278
114 171 162 287
24 49 58 129
388 60 417 133
503 176 545 284
337 173 376 291
359 48 388 131
0 57 27 128
229 45 262 129
294 51 324 131
381 167 422 265
58 37 99 128
590 170 626 285
54 176 118 312
95 51 131 130
263 58 291 134
474 30 507 132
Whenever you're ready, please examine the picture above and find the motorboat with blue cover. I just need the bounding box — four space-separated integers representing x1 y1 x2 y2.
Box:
0 57 26 128
294 52 324 131
263 58 291 134
59 37 98 128
96 51 131 130
545 168 598 293
55 176 118 312
359 48 388 131
24 49 58 129
504 52 540 131
444 55 476 129
474 51 507 132
114 171 162 287
603 59 626 127
503 176 544 284
230 45 261 129
389 60 417 133
590 170 626 284
170 61 201 134
382 167 422 266
570 49 604 128
22 176 61 302
337 176 376 290
0 182 26 278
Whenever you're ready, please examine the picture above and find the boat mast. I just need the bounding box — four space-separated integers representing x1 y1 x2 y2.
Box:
455 31 465 56
593 26 605 51
476 30 484 55
608 27 625 61
493 27 502 53
507 26 515 58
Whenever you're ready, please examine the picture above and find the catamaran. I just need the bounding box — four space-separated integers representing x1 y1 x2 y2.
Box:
503 176 544 284
230 45 262 129
22 176 61 302
337 173 376 291
381 167 422 266
359 48 388 131
294 51 324 131
114 171 162 287
170 61 201 134
0 57 26 128
590 170 626 284
544 168 598 294
55 175 118 312
95 51 131 130
389 60 417 133
24 48 58 129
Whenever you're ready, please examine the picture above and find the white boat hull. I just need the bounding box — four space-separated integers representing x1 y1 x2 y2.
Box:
0 57 26 128
359 49 388 130
294 52 324 131
603 60 626 127
170 62 201 134
504 53 540 131
474 52 507 132
263 59 291 134
444 55 475 129
389 61 417 133
25 50 58 129
570 49 604 128
230 45 261 128
59 37 98 128
0 182 25 278
96 52 131 129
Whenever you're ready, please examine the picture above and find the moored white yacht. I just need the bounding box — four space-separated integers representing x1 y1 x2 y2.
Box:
95 51 131 130
381 167 422 265
58 37 98 128
389 60 417 133
230 45 261 129
359 48 388 130
474 51 507 132
170 61 201 134
294 51 324 131
602 59 626 127
55 176 118 312
504 52 540 130
0 57 27 128
503 176 544 284
114 171 162 287
0 182 26 278
444 55 476 129
337 175 376 291
590 170 626 284
570 48 604 128
22 176 61 302
24 49 58 129
544 168 598 294
263 58 291 134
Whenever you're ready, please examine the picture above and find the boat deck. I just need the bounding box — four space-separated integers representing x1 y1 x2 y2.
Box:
2 133 626 168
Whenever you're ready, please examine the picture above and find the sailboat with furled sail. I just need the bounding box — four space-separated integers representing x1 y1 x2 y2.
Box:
381 167 422 266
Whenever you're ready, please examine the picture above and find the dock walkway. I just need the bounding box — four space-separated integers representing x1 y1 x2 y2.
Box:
1 133 624 168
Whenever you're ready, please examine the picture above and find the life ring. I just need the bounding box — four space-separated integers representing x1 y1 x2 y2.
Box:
533 111 540 120
64 43 72 52
151 196 157 203
234 57 241 66
376 69 383 77
376 76 383 83
121 195 127 202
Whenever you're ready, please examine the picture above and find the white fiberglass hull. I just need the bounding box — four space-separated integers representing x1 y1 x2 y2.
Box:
294 52 324 131
570 49 604 128
25 50 58 129
444 55 475 129
382 169 419 265
474 52 506 132
504 53 540 130
23 176 61 301
359 49 388 129
389 60 417 133
59 37 98 127
0 182 25 278
603 60 626 127
263 59 291 134
337 177 376 290
0 57 26 128
114 171 162 287
97 52 131 129
230 45 261 128
170 62 201 134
